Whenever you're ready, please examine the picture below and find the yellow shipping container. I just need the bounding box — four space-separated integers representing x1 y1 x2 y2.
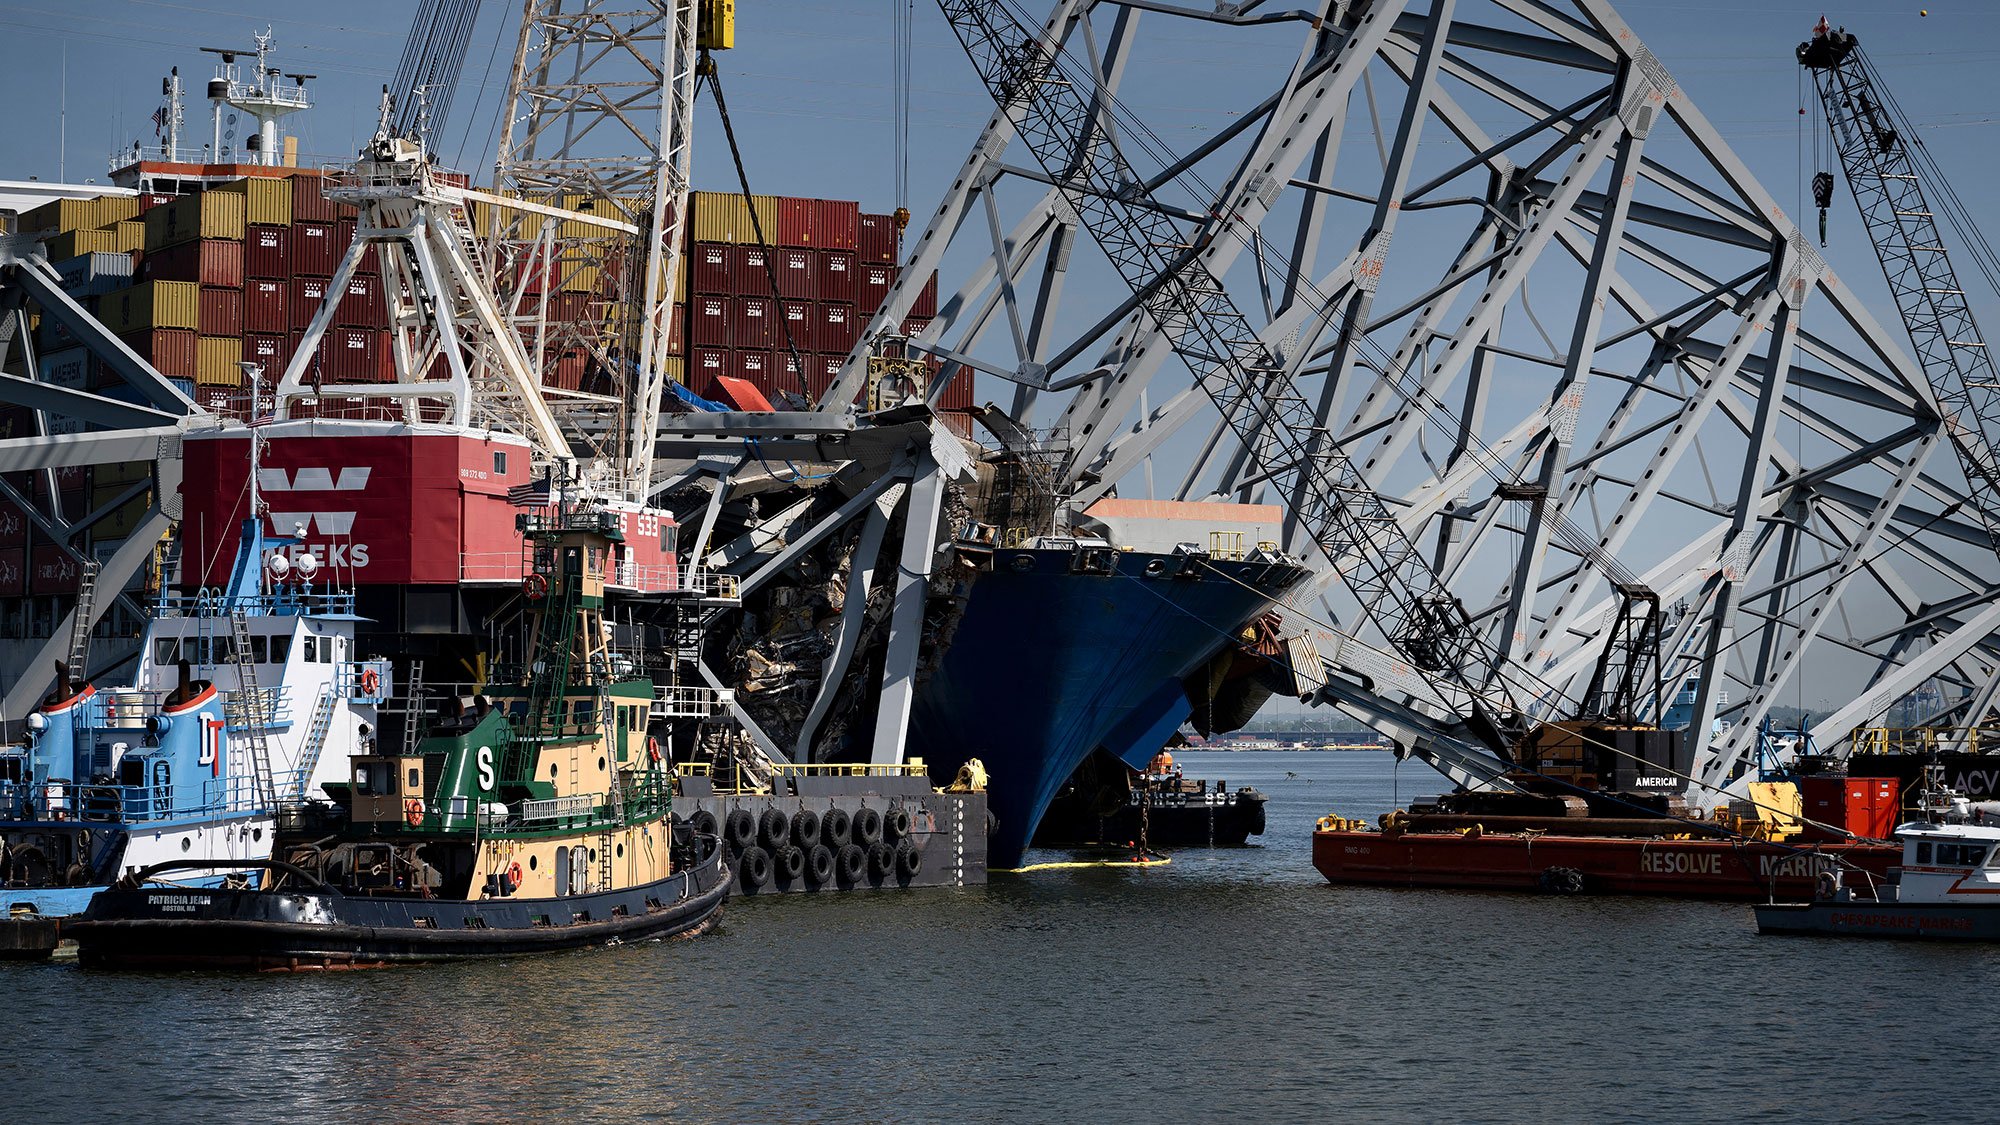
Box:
688 191 777 245
40 227 121 261
22 196 128 234
144 190 246 251
110 219 146 252
659 356 686 386
95 460 151 487
92 490 155 542
216 176 293 226
101 280 200 334
195 336 244 385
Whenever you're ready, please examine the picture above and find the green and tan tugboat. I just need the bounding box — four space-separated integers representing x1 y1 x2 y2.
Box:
71 500 728 969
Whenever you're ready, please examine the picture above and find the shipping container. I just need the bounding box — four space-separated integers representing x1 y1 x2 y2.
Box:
40 227 120 261
816 199 860 251
688 190 777 245
554 260 603 294
111 220 146 253
23 195 136 234
0 547 23 598
937 361 974 411
143 190 245 251
216 176 294 225
816 249 857 304
117 328 198 379
245 224 289 279
36 299 92 353
143 238 244 287
775 196 816 248
337 219 375 276
291 221 340 277
773 248 814 299
912 270 939 318
50 250 136 297
545 348 588 391
690 294 731 347
92 491 154 542
658 355 687 390
858 262 894 311
734 244 777 295
101 279 199 334
31 541 82 594
857 213 899 263
244 331 291 376
288 172 346 223
196 336 245 385
732 348 773 388
815 302 858 354
134 193 178 214
244 278 289 334
691 242 733 294
290 276 332 330
335 273 388 329
38 347 91 389
199 286 243 338
690 345 730 390
734 295 776 349
810 353 843 403
778 299 813 353
323 327 389 382
903 314 933 338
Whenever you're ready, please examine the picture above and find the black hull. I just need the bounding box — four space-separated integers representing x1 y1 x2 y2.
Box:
70 847 729 971
1034 790 1267 849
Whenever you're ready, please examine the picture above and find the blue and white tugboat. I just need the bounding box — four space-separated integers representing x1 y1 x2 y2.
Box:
70 497 728 969
0 507 387 958
1756 776 2000 941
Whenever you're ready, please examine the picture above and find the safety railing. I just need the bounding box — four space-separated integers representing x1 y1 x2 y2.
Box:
153 587 357 619
460 552 527 583
609 561 681 593
768 760 930 780
651 685 733 721
0 773 271 824
1849 725 2000 757
321 159 470 201
85 689 170 730
223 686 292 730
340 659 394 702
685 569 740 600
521 793 600 824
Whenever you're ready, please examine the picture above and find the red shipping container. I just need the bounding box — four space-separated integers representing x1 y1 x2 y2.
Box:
545 349 586 391
691 242 733 294
690 345 730 390
199 286 242 338
731 244 776 295
244 278 288 333
858 213 898 263
290 276 332 330
1799 776 1902 843
335 273 388 329
245 224 289 279
816 199 860 251
544 292 591 325
858 263 895 312
937 362 974 411
772 248 814 299
142 238 244 288
136 193 179 214
244 332 291 375
337 219 376 276
291 221 339 277
690 295 731 347
912 270 939 318
777 299 813 353
816 302 858 354
118 328 198 379
774 349 807 395
811 354 844 402
667 309 685 357
31 541 81 594
776 197 816 248
323 327 389 383
903 314 933 338
734 296 776 349
0 498 24 548
290 173 340 222
732 348 773 389
0 547 23 597
816 250 857 304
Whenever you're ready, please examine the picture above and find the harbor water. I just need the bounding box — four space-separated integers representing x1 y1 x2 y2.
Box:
5 750 1995 1122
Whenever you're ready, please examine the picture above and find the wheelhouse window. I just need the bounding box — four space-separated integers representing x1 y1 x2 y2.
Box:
1937 843 1991 867
269 636 291 664
249 635 268 664
303 636 317 663
154 638 178 665
1917 841 1933 864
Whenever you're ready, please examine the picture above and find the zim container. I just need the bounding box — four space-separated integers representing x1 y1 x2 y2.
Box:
142 238 244 288
816 250 856 304
815 302 858 354
290 276 333 330
773 248 814 299
290 221 340 277
858 262 894 312
733 245 776 295
691 242 733 294
690 294 731 347
334 274 389 329
244 331 291 376
198 286 243 338
245 224 290 279
733 296 776 349
245 278 289 334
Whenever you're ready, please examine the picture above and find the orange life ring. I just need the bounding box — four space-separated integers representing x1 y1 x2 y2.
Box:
647 735 661 764
403 797 425 827
359 668 380 695
522 572 549 600
506 861 524 890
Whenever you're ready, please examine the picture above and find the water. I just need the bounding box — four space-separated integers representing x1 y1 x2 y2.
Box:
4 750 1994 1122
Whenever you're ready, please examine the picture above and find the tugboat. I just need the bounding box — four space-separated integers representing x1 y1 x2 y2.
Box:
1756 772 2000 940
70 497 728 969
0 502 386 958
1033 747 1268 850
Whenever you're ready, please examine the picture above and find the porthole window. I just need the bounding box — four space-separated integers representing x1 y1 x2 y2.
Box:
616 843 624 858
529 854 539 871
253 828 263 842
550 763 559 778
588 848 597 862
181 837 192 852
598 756 607 771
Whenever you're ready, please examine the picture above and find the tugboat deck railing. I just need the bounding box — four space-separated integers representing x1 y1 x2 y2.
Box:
0 773 273 824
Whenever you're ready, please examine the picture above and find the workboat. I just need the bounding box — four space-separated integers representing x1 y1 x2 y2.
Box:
911 500 1310 867
1033 748 1268 851
69 499 727 969
0 510 385 958
1756 782 2000 940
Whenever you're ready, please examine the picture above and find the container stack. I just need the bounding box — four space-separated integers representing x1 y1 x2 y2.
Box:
680 190 960 410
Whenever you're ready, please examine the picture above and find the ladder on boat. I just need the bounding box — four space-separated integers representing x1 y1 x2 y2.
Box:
596 830 614 892
400 660 427 757
289 686 339 803
227 612 279 810
64 559 100 688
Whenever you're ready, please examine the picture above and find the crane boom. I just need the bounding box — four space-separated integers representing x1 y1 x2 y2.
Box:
1800 23 2000 557
933 0 1535 753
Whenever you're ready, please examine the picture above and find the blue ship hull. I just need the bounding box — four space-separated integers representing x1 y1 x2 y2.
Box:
909 547 1306 867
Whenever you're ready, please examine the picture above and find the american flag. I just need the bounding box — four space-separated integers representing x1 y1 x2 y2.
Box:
151 105 168 137
507 475 553 506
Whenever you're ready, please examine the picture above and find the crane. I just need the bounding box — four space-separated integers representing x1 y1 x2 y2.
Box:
1800 19 2000 559
930 0 1691 808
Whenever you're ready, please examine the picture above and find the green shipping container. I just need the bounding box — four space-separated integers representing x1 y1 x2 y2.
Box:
101 280 200 334
144 190 246 251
